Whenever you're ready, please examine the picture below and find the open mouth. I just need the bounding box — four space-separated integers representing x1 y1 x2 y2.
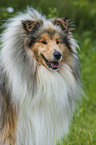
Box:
41 54 59 70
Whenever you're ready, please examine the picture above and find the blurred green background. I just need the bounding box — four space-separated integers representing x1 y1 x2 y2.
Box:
0 0 96 144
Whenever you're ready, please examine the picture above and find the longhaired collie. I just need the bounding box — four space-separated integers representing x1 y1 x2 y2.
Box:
0 7 82 145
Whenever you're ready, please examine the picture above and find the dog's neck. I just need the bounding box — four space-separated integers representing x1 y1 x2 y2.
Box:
15 64 79 145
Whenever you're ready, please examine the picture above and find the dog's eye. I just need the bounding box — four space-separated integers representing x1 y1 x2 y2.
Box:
56 40 60 44
41 41 47 44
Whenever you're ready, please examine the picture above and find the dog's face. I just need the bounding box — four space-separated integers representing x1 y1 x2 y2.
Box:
30 31 70 71
22 18 73 71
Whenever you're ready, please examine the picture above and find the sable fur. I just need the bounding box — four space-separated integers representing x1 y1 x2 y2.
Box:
0 7 82 145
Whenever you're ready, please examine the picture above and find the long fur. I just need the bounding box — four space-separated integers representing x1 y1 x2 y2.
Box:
0 7 82 145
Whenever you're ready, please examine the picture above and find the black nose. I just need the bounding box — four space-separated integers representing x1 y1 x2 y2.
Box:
53 51 62 60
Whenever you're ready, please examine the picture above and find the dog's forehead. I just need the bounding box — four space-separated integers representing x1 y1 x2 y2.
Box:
40 30 60 40
44 29 56 40
40 21 61 40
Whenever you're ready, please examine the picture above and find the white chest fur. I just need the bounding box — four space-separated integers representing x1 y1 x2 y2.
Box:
16 65 79 145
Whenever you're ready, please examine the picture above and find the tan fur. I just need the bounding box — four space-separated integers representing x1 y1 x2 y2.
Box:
0 92 18 145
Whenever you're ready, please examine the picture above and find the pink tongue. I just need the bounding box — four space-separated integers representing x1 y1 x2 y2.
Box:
51 62 59 68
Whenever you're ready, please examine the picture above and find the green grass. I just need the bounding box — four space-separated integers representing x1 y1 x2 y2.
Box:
58 37 96 145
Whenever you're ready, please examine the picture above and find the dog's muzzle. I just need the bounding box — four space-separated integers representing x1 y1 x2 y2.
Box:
41 51 62 71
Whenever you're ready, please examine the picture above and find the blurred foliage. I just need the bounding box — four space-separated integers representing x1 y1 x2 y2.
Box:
0 0 96 38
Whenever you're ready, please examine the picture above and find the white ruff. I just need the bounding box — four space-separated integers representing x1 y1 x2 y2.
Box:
15 65 80 145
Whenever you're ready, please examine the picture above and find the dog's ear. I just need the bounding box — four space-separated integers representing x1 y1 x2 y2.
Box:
22 20 43 33
52 17 75 33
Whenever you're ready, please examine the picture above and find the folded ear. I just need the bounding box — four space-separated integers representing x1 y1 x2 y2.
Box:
52 17 75 33
22 20 43 33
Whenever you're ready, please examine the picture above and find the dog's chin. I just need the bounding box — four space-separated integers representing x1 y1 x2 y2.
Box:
41 54 59 71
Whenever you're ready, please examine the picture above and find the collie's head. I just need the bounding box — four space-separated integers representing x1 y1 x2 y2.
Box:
0 7 82 105
1 8 79 75
22 15 78 72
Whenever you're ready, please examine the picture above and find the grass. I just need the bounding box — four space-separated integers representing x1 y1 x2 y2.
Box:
58 37 96 145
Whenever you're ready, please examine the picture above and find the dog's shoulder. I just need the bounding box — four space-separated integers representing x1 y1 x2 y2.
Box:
0 66 17 145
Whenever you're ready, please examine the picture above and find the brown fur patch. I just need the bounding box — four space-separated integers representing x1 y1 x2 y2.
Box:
0 90 18 145
22 20 43 33
52 17 75 32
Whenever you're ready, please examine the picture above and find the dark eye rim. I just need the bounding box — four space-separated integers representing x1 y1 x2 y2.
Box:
40 41 47 44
